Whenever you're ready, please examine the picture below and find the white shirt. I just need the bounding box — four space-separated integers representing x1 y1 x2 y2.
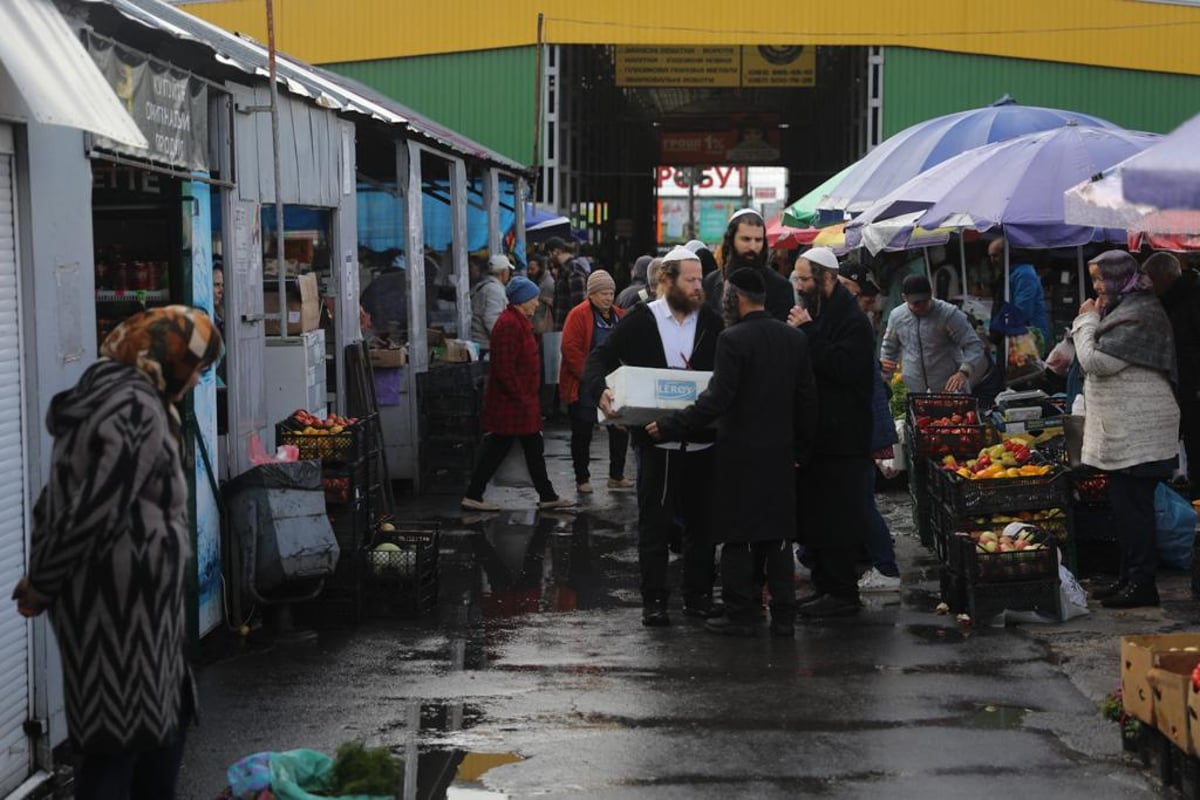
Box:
647 298 711 451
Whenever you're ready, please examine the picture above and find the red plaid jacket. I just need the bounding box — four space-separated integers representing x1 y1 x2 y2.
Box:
481 306 543 435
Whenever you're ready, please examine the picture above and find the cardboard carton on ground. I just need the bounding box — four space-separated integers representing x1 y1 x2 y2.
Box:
598 366 713 427
265 273 320 335
1121 633 1200 726
1148 651 1200 755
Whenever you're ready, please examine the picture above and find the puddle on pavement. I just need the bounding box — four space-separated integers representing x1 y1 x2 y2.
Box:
905 624 967 644
968 703 1030 729
395 748 524 799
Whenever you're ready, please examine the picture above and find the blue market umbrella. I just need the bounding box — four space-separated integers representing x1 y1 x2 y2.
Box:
850 123 1159 252
819 96 1119 219
1122 111 1200 211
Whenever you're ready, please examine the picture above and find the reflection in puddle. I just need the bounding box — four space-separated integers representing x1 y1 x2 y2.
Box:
905 624 967 644
397 748 523 799
969 703 1030 729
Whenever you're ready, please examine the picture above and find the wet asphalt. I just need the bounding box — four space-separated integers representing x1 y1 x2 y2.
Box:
178 427 1200 799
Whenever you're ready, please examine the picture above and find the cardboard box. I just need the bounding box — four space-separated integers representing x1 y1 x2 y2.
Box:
1121 634 1200 726
265 273 320 335
599 366 713 427
369 346 408 368
1148 652 1200 755
439 339 479 363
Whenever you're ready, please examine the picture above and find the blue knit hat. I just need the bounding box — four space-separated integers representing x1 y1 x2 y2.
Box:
506 275 539 305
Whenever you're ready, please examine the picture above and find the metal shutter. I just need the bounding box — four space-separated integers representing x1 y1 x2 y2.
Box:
0 144 31 794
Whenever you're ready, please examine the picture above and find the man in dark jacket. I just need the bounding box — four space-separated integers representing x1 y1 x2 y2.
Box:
547 236 590 328
583 246 724 626
1145 251 1200 490
616 255 653 309
649 269 818 638
703 209 794 321
788 246 878 617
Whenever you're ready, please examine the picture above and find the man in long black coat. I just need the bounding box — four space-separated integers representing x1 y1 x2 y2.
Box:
789 250 878 617
650 269 818 637
1145 252 1200 492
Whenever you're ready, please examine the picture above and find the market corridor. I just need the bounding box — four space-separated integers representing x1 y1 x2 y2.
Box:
175 428 1176 799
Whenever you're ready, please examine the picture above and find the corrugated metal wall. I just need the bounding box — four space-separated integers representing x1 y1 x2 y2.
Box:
324 49 537 166
883 47 1200 137
180 0 1200 77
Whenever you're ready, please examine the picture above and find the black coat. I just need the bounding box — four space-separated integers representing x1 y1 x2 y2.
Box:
581 301 724 447
1162 269 1200 406
657 312 817 543
704 265 795 322
795 282 877 549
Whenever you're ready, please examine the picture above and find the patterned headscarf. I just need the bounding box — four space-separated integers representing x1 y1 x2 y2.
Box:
100 306 224 399
1089 250 1151 316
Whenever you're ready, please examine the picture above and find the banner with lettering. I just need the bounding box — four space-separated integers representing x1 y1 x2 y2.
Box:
86 35 208 171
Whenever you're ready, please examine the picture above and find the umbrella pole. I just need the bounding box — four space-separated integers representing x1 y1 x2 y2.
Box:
924 247 933 298
959 235 968 300
1004 236 1012 386
1077 245 1086 304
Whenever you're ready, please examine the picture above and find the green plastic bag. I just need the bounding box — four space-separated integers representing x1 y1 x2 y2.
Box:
269 750 392 800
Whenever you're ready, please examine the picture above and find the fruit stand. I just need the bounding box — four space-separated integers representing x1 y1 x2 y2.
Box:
905 392 1073 622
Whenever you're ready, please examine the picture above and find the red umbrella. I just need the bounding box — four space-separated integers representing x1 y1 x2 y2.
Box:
766 214 819 250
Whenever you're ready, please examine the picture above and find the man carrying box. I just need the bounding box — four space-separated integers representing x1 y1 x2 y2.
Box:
583 246 724 627
647 269 817 638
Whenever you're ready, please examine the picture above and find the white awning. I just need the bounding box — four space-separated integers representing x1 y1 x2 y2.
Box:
0 0 147 148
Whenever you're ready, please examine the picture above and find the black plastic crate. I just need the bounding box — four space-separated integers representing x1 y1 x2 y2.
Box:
907 392 979 427
328 498 370 553
421 393 482 419
966 576 1061 623
940 567 967 613
910 423 994 461
417 362 488 394
278 418 371 466
363 522 439 618
942 467 1069 516
934 504 1071 546
1071 469 1110 507
946 531 1059 584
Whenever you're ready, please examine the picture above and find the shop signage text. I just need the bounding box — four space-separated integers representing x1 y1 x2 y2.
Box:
655 166 745 197
615 46 816 88
86 35 209 171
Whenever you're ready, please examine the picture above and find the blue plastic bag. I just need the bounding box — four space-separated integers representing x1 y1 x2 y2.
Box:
1155 482 1197 571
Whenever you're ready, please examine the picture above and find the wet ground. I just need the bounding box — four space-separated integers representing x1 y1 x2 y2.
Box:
178 428 1200 799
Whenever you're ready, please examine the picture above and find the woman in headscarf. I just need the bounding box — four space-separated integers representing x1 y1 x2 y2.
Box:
12 306 222 799
1073 251 1179 609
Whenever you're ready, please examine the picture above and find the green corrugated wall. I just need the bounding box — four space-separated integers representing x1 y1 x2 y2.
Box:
325 48 537 165
883 48 1200 137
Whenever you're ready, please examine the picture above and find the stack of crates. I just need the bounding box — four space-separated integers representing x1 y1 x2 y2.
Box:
362 520 440 618
905 393 991 550
1070 467 1120 578
417 362 488 494
277 415 380 620
931 461 1070 620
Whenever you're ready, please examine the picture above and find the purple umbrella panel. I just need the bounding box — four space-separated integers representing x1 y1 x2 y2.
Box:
819 100 1118 216
1121 111 1200 211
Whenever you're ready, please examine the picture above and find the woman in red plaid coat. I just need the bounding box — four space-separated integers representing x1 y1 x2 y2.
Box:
463 276 575 511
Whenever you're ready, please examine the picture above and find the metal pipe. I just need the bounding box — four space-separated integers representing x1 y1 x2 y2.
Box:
959 234 968 299
266 0 288 340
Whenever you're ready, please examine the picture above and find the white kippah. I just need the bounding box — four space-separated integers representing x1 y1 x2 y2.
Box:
661 245 699 264
728 208 762 224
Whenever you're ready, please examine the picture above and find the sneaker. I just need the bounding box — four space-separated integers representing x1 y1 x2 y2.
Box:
642 603 670 627
461 497 500 512
704 615 758 637
1090 580 1126 600
576 482 593 494
538 498 578 510
681 597 725 619
858 568 901 593
607 477 635 490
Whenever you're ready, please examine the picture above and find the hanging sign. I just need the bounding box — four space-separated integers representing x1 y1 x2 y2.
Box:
86 35 209 171
615 46 816 88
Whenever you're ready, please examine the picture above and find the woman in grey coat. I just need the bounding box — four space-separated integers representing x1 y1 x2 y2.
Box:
12 306 222 799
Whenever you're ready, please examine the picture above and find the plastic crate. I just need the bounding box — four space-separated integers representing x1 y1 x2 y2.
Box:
417 362 487 394
420 393 482 419
934 504 1071 544
327 499 370 553
946 531 1059 583
907 392 979 427
942 467 1069 516
911 423 995 460
965 576 1062 622
278 418 371 466
1071 469 1110 507
363 522 439 618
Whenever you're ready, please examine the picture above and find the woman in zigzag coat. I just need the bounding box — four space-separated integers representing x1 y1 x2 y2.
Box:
12 306 222 800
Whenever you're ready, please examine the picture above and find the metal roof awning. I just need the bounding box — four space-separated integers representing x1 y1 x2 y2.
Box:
83 0 528 172
0 0 146 147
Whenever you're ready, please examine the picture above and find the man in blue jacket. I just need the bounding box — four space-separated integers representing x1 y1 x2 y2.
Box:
988 238 1051 352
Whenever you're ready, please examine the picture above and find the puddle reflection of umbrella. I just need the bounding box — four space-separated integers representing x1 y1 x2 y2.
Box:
819 96 1119 218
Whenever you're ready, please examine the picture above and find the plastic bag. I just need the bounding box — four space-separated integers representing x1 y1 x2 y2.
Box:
1006 331 1045 383
268 749 389 800
228 752 273 799
490 442 532 489
249 433 299 466
1155 482 1197 570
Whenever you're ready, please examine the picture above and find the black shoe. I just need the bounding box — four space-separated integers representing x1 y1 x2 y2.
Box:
704 615 759 637
1090 580 1126 600
795 592 822 607
1100 581 1160 609
643 604 672 628
797 594 862 618
769 619 795 638
682 597 726 619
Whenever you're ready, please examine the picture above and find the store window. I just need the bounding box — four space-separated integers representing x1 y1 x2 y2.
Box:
357 181 408 344
420 151 458 336
498 173 520 267
93 163 184 346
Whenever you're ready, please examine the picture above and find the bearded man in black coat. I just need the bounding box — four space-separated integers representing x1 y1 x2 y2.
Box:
650 268 818 637
703 209 795 321
788 249 878 617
